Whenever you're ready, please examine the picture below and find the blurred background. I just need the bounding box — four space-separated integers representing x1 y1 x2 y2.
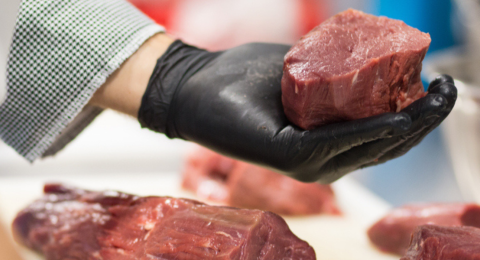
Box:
1 0 480 257
1 0 470 204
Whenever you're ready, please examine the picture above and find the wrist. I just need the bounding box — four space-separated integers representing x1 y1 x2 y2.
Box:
137 40 221 137
88 33 174 117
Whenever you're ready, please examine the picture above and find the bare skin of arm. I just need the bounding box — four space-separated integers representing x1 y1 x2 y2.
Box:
88 33 174 117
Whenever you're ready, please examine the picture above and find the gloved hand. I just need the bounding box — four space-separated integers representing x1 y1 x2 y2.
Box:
138 40 457 183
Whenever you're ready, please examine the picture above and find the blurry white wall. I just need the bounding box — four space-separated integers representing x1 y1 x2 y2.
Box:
0 0 21 103
169 0 302 50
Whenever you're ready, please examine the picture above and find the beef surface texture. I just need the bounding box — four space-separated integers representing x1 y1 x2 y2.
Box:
282 9 430 129
368 204 480 256
182 147 340 216
401 225 480 260
12 184 316 260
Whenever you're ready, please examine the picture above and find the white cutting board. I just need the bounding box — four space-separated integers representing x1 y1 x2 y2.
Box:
0 173 399 260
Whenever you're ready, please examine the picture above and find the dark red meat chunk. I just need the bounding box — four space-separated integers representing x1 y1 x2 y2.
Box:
368 204 480 256
281 9 430 129
401 225 480 260
12 184 316 260
182 147 340 216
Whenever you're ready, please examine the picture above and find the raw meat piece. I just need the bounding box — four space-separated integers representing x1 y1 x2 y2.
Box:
182 147 340 216
12 184 316 260
281 9 430 129
401 225 480 260
368 204 480 255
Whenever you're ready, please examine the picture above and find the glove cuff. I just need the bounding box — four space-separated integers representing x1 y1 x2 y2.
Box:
138 40 219 137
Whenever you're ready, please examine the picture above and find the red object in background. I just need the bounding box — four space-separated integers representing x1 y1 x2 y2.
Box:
400 225 480 260
129 0 328 32
127 0 178 28
298 0 329 35
368 204 480 256
182 147 341 216
129 0 330 50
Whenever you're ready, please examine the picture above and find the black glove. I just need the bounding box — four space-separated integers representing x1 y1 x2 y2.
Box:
138 40 457 183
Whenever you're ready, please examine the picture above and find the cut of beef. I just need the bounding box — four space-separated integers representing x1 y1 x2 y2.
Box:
368 204 480 256
282 9 430 129
401 225 480 260
12 184 316 260
182 147 340 216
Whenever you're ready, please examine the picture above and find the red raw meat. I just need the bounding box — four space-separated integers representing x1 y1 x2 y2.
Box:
401 225 480 260
368 204 480 256
281 9 430 129
182 147 340 216
12 184 316 260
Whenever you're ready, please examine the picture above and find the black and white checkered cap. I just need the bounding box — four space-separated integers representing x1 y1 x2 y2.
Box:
0 0 164 162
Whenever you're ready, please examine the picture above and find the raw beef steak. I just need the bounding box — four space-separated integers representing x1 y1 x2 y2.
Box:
282 9 430 129
401 225 480 260
368 204 480 255
12 184 316 260
182 147 340 216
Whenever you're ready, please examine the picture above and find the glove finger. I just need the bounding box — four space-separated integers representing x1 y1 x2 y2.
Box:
360 120 436 168
401 93 447 124
428 74 454 92
317 120 435 184
363 83 457 167
427 82 457 112
284 85 450 159
303 112 412 155
276 112 410 183
356 93 447 157
316 94 447 183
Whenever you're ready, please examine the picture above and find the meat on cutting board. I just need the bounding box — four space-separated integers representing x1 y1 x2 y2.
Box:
182 147 340 216
12 184 316 260
282 9 430 129
368 203 480 256
400 225 480 260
